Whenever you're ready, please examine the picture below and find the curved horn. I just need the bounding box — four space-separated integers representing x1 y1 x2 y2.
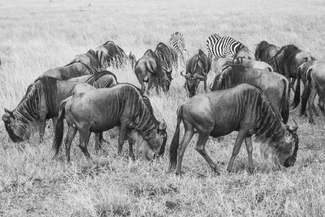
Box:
180 70 191 79
2 113 10 121
158 119 167 131
194 73 206 80
288 119 298 132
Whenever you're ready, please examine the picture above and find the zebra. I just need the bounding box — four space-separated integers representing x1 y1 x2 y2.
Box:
169 32 187 70
207 36 245 60
206 34 222 59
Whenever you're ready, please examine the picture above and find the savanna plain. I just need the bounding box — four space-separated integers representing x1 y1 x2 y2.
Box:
1 0 325 216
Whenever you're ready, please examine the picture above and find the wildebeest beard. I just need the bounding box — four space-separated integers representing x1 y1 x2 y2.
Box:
3 77 58 142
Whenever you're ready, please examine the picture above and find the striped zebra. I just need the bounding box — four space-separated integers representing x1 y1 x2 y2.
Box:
169 32 187 70
206 34 221 59
207 36 245 60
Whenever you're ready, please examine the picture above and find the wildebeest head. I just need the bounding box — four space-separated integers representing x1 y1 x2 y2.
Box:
181 70 206 97
234 47 255 61
260 119 299 168
133 119 167 159
2 108 29 142
161 68 173 92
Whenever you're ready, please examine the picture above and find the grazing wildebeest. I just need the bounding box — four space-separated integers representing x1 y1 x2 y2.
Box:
168 83 299 175
2 77 95 143
233 57 273 72
292 61 325 124
68 70 118 89
211 65 290 124
53 84 168 162
267 44 315 92
93 41 135 69
254 40 280 61
169 32 187 68
181 49 211 97
40 51 99 80
134 49 170 94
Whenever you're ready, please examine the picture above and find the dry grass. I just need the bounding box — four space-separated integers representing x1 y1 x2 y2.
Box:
1 0 325 216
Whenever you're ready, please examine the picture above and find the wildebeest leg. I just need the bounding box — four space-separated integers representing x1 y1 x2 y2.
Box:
290 78 296 91
227 130 247 172
176 123 195 175
245 137 254 173
65 126 77 163
128 138 135 161
118 124 127 156
195 133 219 175
308 88 318 124
204 79 208 93
94 133 102 152
318 91 325 116
79 129 92 160
52 117 58 130
39 115 47 143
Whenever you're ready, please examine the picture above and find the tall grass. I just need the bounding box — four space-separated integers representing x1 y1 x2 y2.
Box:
1 0 325 216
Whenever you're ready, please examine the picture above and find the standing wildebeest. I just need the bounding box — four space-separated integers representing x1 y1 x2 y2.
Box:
211 65 290 124
53 84 168 162
254 40 280 61
292 61 325 124
233 57 273 72
154 42 178 88
40 50 99 80
93 41 136 69
168 83 299 175
2 77 95 143
181 49 211 97
267 44 315 92
134 49 170 94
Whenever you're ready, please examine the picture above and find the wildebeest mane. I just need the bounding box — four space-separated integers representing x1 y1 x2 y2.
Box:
245 87 284 144
15 77 58 123
215 65 247 90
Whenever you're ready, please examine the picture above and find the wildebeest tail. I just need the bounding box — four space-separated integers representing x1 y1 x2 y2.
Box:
292 65 303 109
280 78 289 124
168 105 183 172
53 101 67 156
300 69 313 115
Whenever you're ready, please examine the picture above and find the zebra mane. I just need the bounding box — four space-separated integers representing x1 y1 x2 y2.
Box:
85 70 118 88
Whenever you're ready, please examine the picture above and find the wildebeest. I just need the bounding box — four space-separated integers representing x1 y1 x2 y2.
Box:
293 61 325 124
267 44 315 92
2 77 95 143
181 49 211 97
154 42 178 82
211 65 290 124
255 40 280 61
53 84 168 162
93 41 135 69
168 83 299 175
40 50 99 80
68 70 118 89
134 49 170 94
233 57 273 72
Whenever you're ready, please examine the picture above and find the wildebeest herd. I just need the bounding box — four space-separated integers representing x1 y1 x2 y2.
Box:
2 31 323 175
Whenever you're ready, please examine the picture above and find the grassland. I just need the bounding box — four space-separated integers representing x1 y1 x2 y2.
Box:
1 0 325 216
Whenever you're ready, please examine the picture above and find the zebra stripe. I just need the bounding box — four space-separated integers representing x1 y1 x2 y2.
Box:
207 36 245 59
206 34 221 57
